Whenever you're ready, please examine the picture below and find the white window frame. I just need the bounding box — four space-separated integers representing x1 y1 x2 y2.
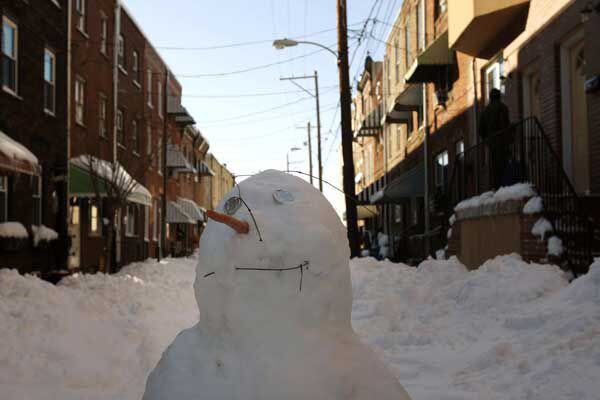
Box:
99 92 107 137
100 16 108 55
75 76 86 125
0 176 7 223
404 20 411 69
418 0 425 51
455 139 465 159
485 56 505 104
117 109 124 145
118 34 125 68
89 202 100 236
157 141 162 174
76 0 86 33
157 81 163 118
394 40 400 83
43 48 56 115
146 125 152 158
2 16 18 95
147 69 153 107
132 50 140 84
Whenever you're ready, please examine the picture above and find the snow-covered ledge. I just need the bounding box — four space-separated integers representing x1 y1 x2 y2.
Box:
454 183 536 220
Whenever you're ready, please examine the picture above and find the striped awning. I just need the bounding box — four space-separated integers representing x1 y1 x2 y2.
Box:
177 197 205 222
197 160 215 176
166 201 195 224
167 145 197 173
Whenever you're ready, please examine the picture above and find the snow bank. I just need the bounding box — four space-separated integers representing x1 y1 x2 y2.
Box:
2 255 599 400
31 225 59 246
0 222 28 238
523 196 543 214
0 257 197 400
547 236 564 256
455 183 535 211
532 217 553 240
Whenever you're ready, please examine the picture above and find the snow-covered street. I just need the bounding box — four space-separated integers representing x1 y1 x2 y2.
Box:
1 255 599 400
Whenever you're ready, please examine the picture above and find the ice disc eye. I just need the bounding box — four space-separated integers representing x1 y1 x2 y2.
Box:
273 189 294 204
224 196 243 215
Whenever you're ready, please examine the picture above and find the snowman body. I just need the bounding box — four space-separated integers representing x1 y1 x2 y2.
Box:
143 170 411 400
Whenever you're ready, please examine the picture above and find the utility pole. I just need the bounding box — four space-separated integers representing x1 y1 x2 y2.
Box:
307 122 313 184
337 0 360 257
314 71 323 192
279 73 323 191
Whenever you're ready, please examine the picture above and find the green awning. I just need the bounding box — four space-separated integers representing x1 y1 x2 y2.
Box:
371 164 424 204
405 31 455 84
70 165 108 197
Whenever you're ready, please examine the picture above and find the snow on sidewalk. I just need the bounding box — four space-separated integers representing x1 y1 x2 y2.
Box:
1 254 599 399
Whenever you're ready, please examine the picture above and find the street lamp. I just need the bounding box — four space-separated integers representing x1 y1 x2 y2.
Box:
273 32 360 257
286 147 302 173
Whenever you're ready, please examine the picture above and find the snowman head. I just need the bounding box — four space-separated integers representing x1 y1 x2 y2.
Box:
195 170 352 336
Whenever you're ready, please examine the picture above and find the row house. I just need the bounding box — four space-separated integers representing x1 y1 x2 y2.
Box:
353 0 600 267
0 0 231 277
0 0 69 279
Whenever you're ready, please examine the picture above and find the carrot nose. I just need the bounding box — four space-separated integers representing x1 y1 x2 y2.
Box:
207 210 250 234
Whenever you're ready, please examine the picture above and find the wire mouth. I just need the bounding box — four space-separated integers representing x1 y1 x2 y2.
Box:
207 210 250 234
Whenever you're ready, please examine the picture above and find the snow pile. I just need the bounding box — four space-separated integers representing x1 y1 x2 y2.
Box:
532 217 553 240
351 255 600 400
455 183 535 211
547 236 564 256
0 257 197 400
0 130 39 165
31 225 59 246
2 254 600 399
378 232 390 259
0 222 28 238
523 196 543 214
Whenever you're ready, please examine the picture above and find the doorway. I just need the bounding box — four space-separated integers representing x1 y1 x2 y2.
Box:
561 30 589 194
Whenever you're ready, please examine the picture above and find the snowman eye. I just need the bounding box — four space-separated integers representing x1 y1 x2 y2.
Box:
223 196 243 215
273 189 294 204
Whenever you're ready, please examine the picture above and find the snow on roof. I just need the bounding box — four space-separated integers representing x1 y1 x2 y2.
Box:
71 155 151 204
0 222 28 239
31 225 59 246
0 130 39 166
455 183 536 212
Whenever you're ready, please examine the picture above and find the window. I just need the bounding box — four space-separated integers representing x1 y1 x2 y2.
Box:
396 125 402 150
485 57 505 104
76 0 86 32
455 139 465 159
89 202 100 235
32 176 41 226
132 120 140 154
2 16 18 93
418 0 425 51
75 77 86 125
147 125 152 157
126 204 137 236
118 35 125 68
117 109 124 145
99 93 107 137
434 150 449 190
43 49 56 114
153 200 159 240
0 176 7 223
147 69 153 107
132 50 140 83
157 81 162 117
100 17 108 55
144 205 149 241
394 204 403 224
405 21 411 68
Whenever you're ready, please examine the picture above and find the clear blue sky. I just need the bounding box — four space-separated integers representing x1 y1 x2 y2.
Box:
123 0 401 214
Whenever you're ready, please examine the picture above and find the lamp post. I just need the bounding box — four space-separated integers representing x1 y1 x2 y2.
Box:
286 147 302 173
273 25 360 257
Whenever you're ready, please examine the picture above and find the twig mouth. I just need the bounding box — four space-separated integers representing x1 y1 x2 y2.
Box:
235 261 310 292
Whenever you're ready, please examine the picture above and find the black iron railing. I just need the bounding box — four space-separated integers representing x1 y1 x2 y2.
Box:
445 117 594 276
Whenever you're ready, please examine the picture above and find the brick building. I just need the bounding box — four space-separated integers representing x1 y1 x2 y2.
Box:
0 0 69 277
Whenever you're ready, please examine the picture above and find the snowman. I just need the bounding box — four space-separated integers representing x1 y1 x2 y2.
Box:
143 170 411 400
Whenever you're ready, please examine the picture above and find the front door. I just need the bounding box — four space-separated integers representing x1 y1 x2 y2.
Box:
68 204 81 270
569 40 589 193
